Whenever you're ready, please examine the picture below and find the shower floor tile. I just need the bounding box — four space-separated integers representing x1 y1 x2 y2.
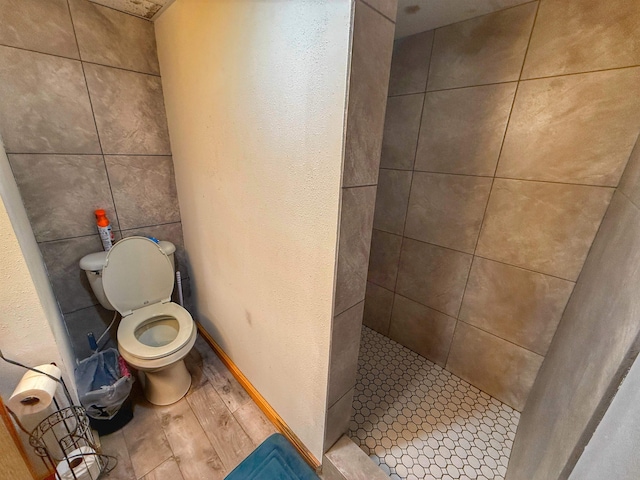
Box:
349 326 519 480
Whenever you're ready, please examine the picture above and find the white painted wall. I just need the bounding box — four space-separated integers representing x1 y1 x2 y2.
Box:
0 138 74 401
155 0 351 460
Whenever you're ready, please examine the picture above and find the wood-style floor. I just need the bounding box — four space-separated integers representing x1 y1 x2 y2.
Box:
100 335 277 480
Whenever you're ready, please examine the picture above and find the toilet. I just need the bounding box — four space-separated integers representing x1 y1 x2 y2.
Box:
79 236 196 405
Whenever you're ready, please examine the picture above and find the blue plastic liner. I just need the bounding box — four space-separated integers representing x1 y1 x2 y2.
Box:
75 348 133 420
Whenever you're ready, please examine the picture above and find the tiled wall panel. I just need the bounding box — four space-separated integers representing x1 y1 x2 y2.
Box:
365 0 640 411
324 0 396 452
0 0 188 361
509 136 640 477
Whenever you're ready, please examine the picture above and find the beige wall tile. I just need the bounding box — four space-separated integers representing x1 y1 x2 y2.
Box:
343 0 394 187
363 282 394 335
497 68 640 186
616 134 640 208
0 0 78 58
334 186 377 314
362 0 397 22
459 257 574 355
0 46 100 154
69 0 160 75
40 235 104 314
84 63 171 155
64 304 117 359
415 83 516 176
328 302 364 406
427 3 536 90
106 155 180 230
9 154 117 242
325 388 355 452
373 169 412 235
405 172 492 253
446 322 543 410
388 30 434 96
389 294 456 366
522 0 640 78
379 94 423 170
367 229 402 290
476 179 613 281
508 192 640 479
396 239 472 316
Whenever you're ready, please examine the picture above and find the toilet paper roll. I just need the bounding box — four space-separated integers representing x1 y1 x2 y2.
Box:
56 446 101 480
7 364 61 416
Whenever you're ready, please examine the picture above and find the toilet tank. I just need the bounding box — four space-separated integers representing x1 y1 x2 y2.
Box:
79 240 176 311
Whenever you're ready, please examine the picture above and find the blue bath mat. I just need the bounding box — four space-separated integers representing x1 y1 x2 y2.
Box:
224 433 319 480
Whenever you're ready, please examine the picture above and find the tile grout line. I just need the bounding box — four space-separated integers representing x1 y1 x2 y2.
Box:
377 167 619 189
373 228 578 281
195 354 262 452
351 326 522 478
447 0 543 369
387 64 640 97
36 220 183 245
65 0 125 234
0 42 161 78
358 0 396 25
342 182 378 189
5 152 174 157
455 317 547 359
154 404 189 480
421 0 539 39
84 0 156 22
360 324 526 409
385 34 436 338
453 0 542 356
167 390 228 478
490 0 541 179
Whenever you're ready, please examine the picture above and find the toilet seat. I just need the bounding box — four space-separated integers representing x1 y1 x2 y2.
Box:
117 302 195 360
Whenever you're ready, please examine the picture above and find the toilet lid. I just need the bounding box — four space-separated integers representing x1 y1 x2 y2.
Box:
102 237 175 316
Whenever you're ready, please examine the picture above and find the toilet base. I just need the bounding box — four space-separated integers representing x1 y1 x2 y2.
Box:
141 359 192 405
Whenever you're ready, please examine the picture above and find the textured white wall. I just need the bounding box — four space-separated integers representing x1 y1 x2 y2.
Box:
0 139 74 401
155 0 351 460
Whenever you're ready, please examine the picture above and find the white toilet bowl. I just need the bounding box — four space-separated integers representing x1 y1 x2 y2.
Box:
117 302 197 405
99 237 196 405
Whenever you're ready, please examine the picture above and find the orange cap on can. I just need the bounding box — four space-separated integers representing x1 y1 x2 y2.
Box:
95 209 109 227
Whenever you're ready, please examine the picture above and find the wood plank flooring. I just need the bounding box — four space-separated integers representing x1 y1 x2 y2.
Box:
101 335 277 479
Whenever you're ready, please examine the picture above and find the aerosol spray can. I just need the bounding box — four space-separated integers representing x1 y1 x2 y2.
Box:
95 209 115 251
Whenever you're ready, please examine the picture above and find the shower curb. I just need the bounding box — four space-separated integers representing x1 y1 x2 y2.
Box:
321 435 390 479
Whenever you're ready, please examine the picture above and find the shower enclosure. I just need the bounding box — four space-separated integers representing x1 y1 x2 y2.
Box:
346 0 640 479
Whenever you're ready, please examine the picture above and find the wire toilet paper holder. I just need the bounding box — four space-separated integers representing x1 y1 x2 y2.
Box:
1 350 116 479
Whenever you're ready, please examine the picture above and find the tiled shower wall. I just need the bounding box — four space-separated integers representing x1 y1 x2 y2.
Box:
509 134 640 479
323 0 396 451
364 0 640 411
0 0 188 360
